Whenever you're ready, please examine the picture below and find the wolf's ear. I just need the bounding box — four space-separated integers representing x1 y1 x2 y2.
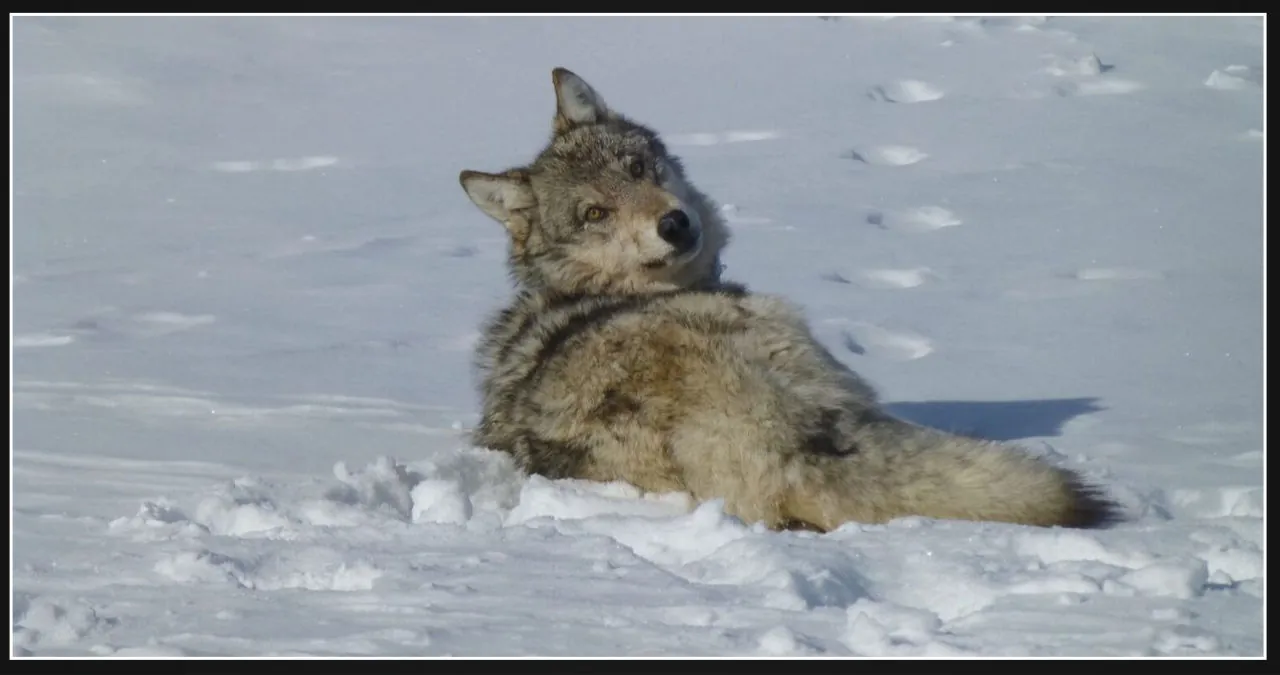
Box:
552 67 612 133
459 170 536 233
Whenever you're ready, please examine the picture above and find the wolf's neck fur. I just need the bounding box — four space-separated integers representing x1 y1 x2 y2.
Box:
516 262 732 307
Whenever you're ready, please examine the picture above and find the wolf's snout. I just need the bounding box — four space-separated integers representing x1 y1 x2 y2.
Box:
657 210 697 253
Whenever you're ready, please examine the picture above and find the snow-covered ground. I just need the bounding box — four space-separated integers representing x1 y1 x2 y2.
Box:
11 15 1264 657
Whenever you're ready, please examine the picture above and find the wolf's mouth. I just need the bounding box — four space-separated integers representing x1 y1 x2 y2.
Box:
642 235 703 270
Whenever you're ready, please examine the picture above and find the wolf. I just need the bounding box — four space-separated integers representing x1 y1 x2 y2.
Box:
457 67 1120 532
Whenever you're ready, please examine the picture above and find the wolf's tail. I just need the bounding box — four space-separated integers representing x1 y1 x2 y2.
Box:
785 418 1122 531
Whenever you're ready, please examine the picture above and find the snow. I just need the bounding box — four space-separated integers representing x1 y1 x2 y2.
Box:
11 14 1263 657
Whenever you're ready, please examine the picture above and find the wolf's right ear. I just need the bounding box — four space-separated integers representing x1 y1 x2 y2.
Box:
459 170 536 234
552 67 612 134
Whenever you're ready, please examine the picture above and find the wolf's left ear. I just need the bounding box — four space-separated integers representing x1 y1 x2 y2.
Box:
459 170 536 233
552 67 612 133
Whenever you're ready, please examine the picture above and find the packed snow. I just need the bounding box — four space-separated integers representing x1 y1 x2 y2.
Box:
12 15 1264 656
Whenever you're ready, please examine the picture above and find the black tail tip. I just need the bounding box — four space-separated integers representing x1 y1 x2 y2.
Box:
1063 476 1126 529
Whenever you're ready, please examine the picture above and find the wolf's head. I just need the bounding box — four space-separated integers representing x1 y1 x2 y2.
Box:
459 68 730 296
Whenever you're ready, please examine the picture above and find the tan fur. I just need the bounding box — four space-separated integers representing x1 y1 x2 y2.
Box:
458 68 1120 532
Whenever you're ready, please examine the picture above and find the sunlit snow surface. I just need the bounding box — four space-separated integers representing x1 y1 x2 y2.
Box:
12 15 1263 656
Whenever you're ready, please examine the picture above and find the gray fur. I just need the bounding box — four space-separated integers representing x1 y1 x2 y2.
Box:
459 68 1121 531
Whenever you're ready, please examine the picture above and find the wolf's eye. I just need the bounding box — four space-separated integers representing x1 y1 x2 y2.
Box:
584 206 608 223
629 159 645 180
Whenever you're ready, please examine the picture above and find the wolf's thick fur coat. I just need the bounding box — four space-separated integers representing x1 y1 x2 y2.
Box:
458 68 1119 532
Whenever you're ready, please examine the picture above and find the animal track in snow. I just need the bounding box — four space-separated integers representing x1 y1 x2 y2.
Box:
867 80 945 104
28 309 217 344
843 145 929 166
13 333 75 348
1043 53 1113 77
666 130 781 146
211 156 339 173
1204 65 1262 90
859 268 935 289
867 206 962 232
824 268 935 289
1072 267 1164 282
823 320 934 361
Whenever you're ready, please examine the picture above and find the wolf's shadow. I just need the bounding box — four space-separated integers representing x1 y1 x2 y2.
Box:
884 397 1104 442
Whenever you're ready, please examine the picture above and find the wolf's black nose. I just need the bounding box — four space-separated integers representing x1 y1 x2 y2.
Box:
657 210 694 250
